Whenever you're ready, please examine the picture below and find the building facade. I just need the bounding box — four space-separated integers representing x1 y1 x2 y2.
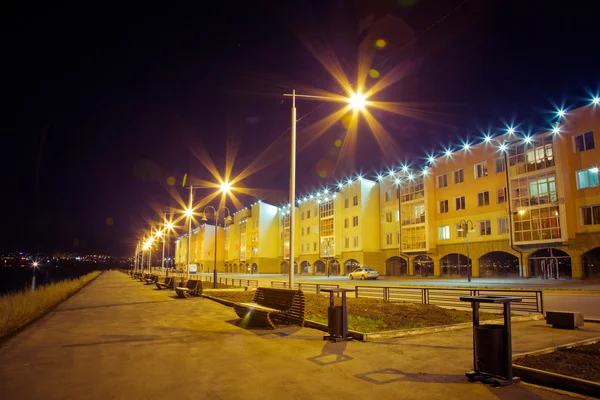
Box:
174 103 600 279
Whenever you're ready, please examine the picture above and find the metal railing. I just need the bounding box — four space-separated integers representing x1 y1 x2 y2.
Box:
201 275 259 288
271 281 340 295
354 286 543 313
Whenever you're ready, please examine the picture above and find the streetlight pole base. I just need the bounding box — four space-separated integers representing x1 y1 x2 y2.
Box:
213 269 218 289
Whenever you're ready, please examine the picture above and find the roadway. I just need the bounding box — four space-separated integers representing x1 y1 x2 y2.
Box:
198 272 600 320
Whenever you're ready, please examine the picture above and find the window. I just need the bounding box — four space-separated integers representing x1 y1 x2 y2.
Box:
313 224 317 233
511 172 558 208
400 176 425 202
574 131 595 153
396 231 400 244
320 219 333 236
479 220 491 236
344 237 349 248
306 210 310 219
438 225 450 240
301 244 304 252
456 224 466 238
301 227 304 236
353 195 358 206
475 162 488 178
385 212 393 223
314 207 318 217
582 205 600 225
344 218 349 228
498 217 509 234
385 190 392 202
385 233 392 245
352 216 359 226
437 174 448 188
509 136 555 174
495 158 505 173
455 196 465 211
313 242 317 251
301 212 305 220
513 206 562 242
352 236 359 247
395 210 400 222
344 198 349 208
439 200 449 213
306 226 310 235
497 187 507 204
577 168 600 189
478 191 490 207
453 169 464 184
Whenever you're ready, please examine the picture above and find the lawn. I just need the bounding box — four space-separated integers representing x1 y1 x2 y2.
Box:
201 281 244 290
0 271 101 338
205 290 500 332
514 341 600 382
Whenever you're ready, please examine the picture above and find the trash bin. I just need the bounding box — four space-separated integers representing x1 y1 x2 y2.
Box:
327 306 343 336
475 324 506 377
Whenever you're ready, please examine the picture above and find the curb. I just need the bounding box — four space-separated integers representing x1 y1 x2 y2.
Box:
0 271 104 344
302 320 365 341
512 336 600 398
363 314 544 341
512 365 600 398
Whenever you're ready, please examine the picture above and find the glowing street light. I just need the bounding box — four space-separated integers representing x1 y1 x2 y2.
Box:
283 89 370 287
592 96 600 106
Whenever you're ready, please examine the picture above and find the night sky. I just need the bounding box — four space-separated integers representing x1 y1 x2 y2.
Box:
2 0 599 256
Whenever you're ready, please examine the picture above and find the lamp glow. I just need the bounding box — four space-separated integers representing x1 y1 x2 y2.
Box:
593 96 600 106
348 91 367 111
428 156 435 163
507 127 515 135
220 181 231 193
499 143 508 152
552 125 560 134
557 109 565 118
484 135 492 143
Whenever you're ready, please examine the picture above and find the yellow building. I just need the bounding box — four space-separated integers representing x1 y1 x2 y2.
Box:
173 102 600 279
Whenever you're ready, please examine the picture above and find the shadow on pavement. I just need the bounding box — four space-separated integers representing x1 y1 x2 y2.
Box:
307 341 353 366
354 368 465 385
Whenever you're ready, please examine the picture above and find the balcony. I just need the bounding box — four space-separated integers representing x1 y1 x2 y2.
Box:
402 215 426 226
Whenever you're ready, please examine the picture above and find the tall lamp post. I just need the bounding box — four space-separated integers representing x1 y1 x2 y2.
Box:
283 90 367 288
184 186 195 280
161 212 174 275
202 206 232 288
458 220 475 282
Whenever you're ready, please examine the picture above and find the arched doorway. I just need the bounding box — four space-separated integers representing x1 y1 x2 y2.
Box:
329 259 340 276
529 248 571 278
300 261 311 274
314 260 326 275
479 252 519 278
344 259 361 274
583 247 600 279
440 254 471 277
280 261 298 274
251 263 258 274
224 263 229 273
386 257 407 276
413 255 433 277
233 263 238 273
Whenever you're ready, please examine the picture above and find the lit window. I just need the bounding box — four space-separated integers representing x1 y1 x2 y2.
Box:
385 190 392 202
344 218 349 228
352 236 359 247
385 212 393 223
574 131 595 153
576 168 600 189
475 162 488 178
352 216 358 227
344 198 349 208
307 210 310 218
497 187 507 204
497 217 509 234
385 233 392 245
353 195 358 206
344 237 349 248
438 226 450 240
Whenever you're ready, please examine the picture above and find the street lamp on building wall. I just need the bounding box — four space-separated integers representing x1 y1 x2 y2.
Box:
457 220 476 282
202 205 232 288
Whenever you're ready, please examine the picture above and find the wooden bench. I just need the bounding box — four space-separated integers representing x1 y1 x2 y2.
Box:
233 287 305 329
175 280 202 298
156 277 174 290
546 311 584 329
139 273 152 282
145 274 158 285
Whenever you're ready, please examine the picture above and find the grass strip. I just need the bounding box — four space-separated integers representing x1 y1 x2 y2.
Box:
0 271 101 338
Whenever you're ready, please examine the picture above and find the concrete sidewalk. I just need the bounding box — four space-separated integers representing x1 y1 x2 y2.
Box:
1 271 599 400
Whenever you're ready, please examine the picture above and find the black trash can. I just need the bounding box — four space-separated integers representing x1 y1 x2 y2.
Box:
327 306 343 336
475 324 506 377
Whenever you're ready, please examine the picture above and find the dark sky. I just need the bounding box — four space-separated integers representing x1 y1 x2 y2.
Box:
1 0 599 256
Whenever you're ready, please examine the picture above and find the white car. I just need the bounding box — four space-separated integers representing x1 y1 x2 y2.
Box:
349 267 379 280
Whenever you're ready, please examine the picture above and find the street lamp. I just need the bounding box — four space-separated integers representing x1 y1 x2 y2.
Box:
201 206 232 288
185 185 195 280
283 89 369 288
457 220 476 282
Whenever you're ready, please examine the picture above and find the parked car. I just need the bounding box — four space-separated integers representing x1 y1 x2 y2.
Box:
348 267 379 280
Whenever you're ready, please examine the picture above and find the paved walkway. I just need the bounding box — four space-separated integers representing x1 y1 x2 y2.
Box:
1 271 599 400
